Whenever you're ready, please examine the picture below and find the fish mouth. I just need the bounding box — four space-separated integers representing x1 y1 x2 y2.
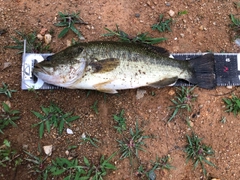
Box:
33 63 51 75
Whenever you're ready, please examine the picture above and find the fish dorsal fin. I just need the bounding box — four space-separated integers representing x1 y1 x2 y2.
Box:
141 44 170 57
89 58 120 73
148 77 178 87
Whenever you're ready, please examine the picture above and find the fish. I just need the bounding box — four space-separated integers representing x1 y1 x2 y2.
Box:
33 41 216 93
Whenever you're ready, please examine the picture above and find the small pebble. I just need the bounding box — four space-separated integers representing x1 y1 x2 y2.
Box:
135 13 140 18
165 2 171 6
65 150 69 156
199 25 204 31
136 89 147 100
2 62 11 70
180 33 185 38
67 128 73 134
43 145 53 156
168 10 175 17
234 38 240 47
37 34 43 41
189 121 194 127
67 40 71 47
44 34 52 44
168 89 175 96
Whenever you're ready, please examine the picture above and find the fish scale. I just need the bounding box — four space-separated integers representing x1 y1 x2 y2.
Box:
21 40 240 90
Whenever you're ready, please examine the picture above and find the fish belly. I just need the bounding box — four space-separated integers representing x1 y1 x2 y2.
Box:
70 59 188 93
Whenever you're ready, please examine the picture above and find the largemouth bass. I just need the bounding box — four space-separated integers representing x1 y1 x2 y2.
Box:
33 41 216 93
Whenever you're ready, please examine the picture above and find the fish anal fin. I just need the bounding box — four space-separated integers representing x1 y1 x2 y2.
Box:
148 77 178 87
89 58 120 73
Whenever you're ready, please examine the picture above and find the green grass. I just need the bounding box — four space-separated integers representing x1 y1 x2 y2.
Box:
32 103 79 138
103 25 166 44
168 86 197 122
48 157 86 179
223 94 240 116
230 14 240 29
220 116 227 124
80 132 100 148
24 150 48 180
136 155 173 179
0 102 20 134
0 82 17 98
113 109 126 133
91 100 99 114
178 10 188 16
47 153 116 180
0 140 17 167
234 2 240 9
54 11 86 38
5 31 51 53
151 14 172 33
185 132 216 177
117 122 148 164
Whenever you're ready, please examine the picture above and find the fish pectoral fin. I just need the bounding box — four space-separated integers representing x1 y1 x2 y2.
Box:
97 89 118 94
93 80 118 94
89 58 120 73
148 77 178 87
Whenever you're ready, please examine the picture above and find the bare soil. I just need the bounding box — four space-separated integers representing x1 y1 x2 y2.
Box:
1 0 240 180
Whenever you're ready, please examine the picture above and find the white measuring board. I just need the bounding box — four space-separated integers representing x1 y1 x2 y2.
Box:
21 52 240 90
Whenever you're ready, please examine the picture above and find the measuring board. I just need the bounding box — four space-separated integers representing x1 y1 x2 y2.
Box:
21 50 240 90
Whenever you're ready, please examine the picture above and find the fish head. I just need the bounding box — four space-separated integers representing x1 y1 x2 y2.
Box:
33 45 86 87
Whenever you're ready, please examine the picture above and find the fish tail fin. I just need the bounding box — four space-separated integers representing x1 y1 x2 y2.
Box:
188 53 216 89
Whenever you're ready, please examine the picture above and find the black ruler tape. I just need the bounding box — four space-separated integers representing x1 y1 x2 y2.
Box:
172 53 240 87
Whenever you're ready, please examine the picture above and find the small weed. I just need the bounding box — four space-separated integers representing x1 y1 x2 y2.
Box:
230 14 240 29
0 140 17 167
54 11 87 38
223 94 240 116
80 132 100 148
234 2 240 9
185 132 216 176
91 100 99 114
32 103 79 138
136 155 173 180
84 153 117 179
48 157 86 179
117 122 148 164
220 116 227 124
178 10 188 16
168 86 197 122
0 102 20 134
0 82 17 98
150 155 173 172
27 86 40 97
48 153 116 180
24 151 48 179
113 109 127 133
103 25 166 44
5 31 51 53
151 14 172 33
